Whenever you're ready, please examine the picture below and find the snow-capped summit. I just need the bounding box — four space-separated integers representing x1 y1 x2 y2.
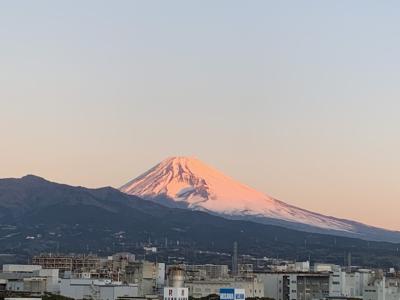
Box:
120 156 355 232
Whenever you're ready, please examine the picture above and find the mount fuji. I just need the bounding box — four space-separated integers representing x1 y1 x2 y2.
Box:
120 156 400 242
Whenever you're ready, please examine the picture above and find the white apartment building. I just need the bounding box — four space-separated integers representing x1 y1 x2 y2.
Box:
329 270 373 298
364 277 400 300
257 272 329 300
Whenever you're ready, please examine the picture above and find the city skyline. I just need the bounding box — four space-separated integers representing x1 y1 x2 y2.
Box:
1 1 399 230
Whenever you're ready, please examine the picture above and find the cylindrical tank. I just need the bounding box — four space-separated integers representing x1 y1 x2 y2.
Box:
168 267 185 288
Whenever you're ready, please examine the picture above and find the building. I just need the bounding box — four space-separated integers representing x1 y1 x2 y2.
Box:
313 264 340 273
238 264 254 277
269 262 310 273
32 252 164 297
294 262 310 273
0 265 59 294
157 263 166 287
32 254 100 273
186 277 263 298
363 276 400 300
3 265 42 273
59 278 138 300
108 253 136 275
257 272 329 300
124 261 165 295
329 270 373 298
184 264 229 280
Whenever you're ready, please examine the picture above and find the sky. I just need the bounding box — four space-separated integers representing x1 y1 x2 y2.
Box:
1 1 399 230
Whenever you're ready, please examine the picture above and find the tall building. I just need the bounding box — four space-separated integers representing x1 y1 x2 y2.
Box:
232 242 238 276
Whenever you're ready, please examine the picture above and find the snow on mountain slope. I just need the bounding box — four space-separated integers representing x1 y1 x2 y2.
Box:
120 156 355 232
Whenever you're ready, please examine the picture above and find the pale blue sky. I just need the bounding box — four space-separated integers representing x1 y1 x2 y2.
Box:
1 1 399 229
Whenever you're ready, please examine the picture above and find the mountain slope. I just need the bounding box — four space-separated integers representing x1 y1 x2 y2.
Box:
1 175 400 268
120 156 400 242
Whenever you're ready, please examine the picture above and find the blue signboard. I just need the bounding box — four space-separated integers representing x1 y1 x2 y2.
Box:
220 289 235 300
235 292 245 300
220 288 245 300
